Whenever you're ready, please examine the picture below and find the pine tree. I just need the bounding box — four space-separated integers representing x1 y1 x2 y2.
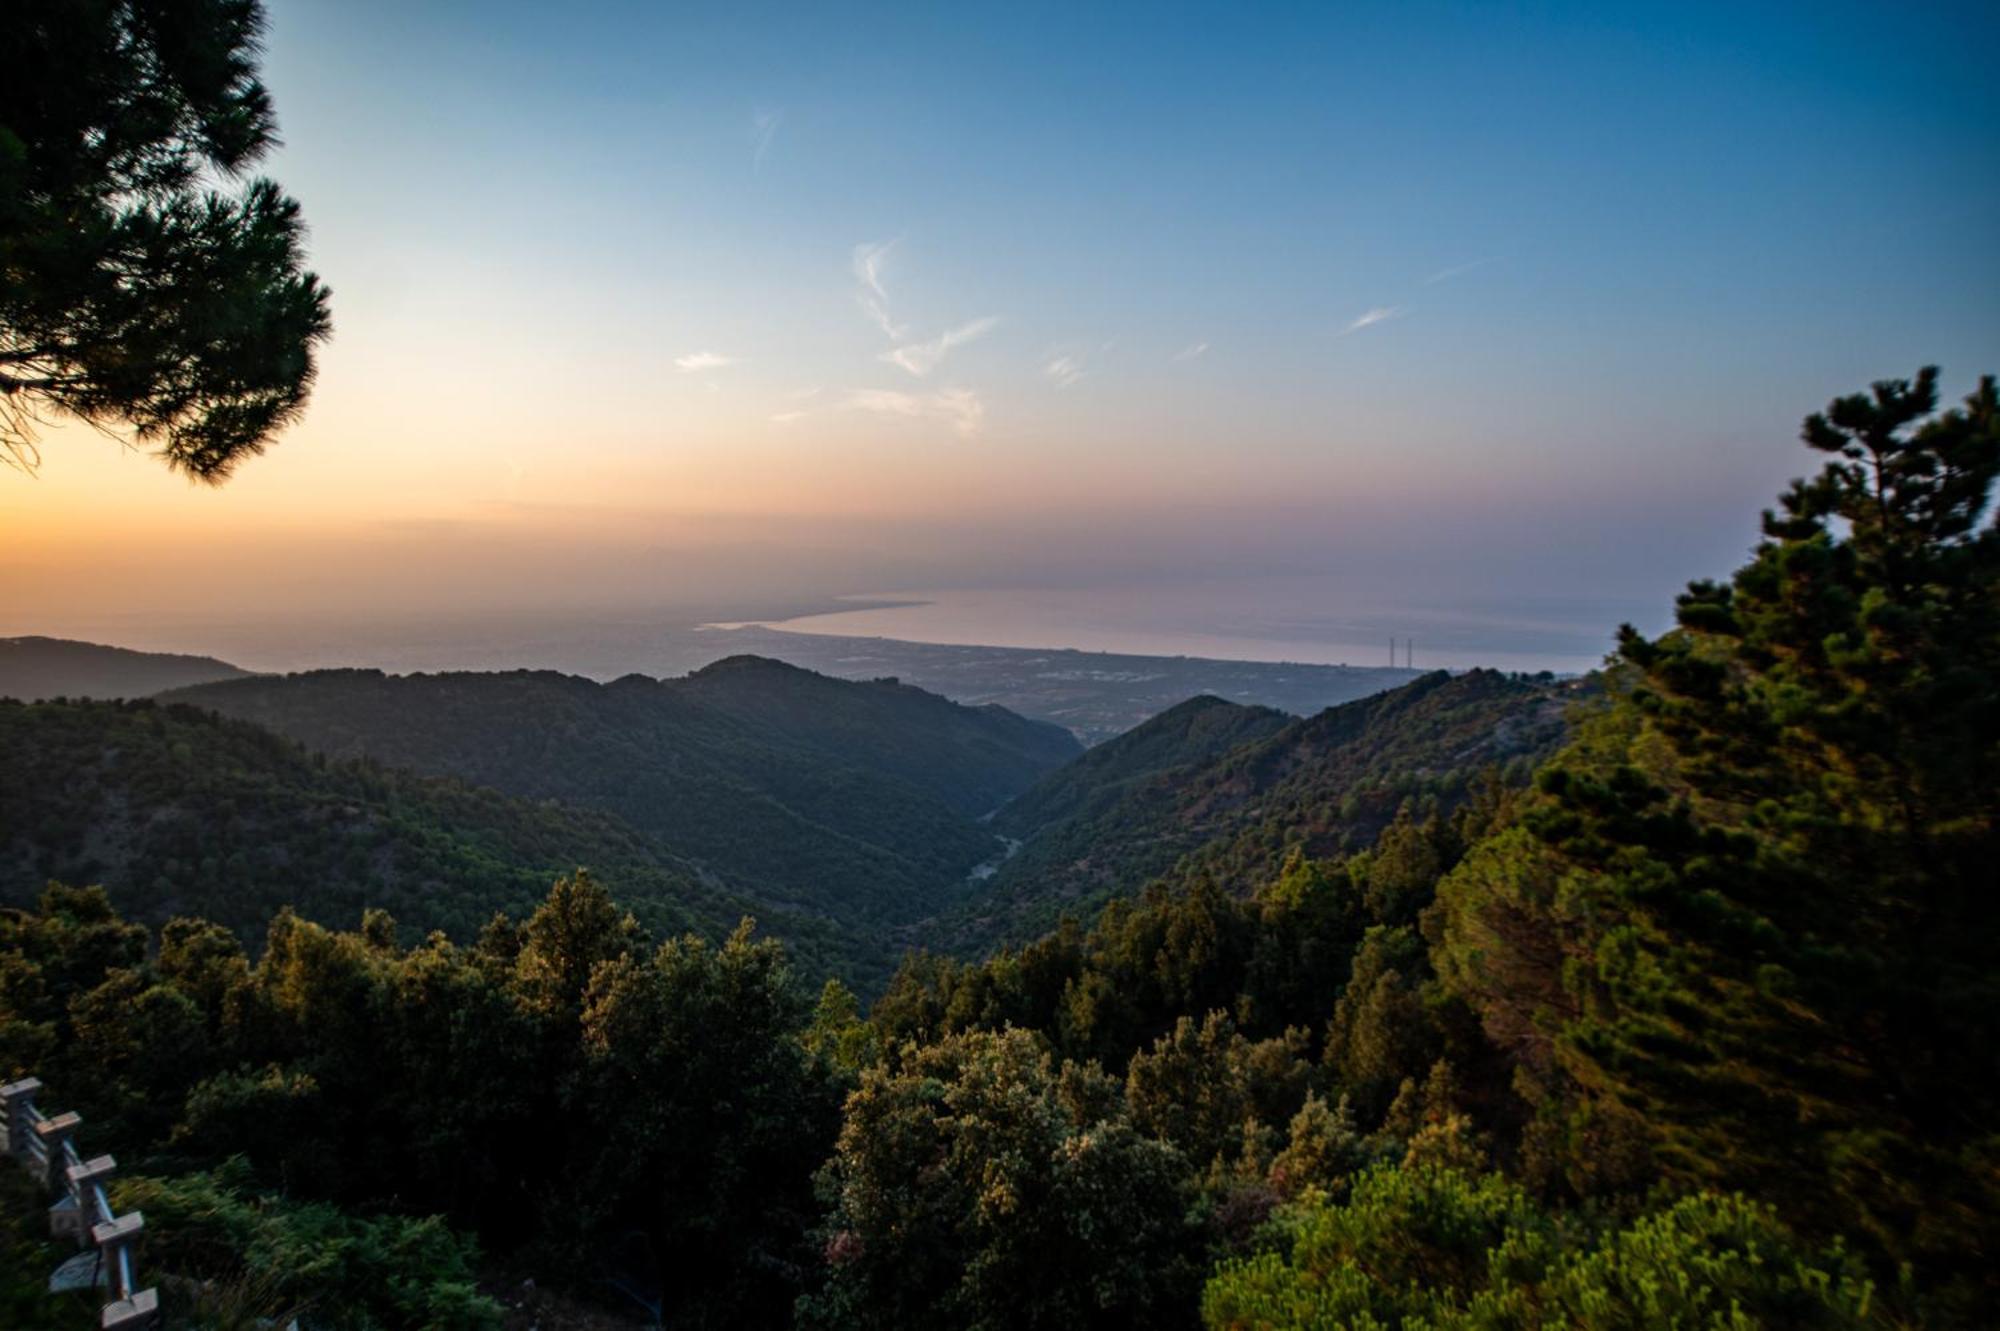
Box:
1434 369 2000 1299
1 0 331 479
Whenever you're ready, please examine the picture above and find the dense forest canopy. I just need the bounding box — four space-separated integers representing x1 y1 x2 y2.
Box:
2 370 1993 1327
163 658 1080 940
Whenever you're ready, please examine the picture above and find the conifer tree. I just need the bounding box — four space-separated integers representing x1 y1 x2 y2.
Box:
1 0 330 479
1433 369 2000 1298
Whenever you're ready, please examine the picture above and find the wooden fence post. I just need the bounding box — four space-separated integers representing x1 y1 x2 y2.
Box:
63 1153 117 1247
33 1111 80 1192
1 1077 160 1328
94 1211 155 1329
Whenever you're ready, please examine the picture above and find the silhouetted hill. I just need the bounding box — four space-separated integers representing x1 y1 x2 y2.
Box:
929 670 1572 949
0 698 753 947
678 654 1080 815
166 659 1081 927
0 635 251 700
992 694 1293 839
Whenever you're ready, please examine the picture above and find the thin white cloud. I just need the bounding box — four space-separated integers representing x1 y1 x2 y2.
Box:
841 387 985 437
751 109 783 169
1172 341 1210 362
851 241 906 340
1041 339 1114 387
881 316 998 377
674 351 738 372
1341 306 1402 335
770 410 807 425
1044 354 1087 388
1422 257 1496 285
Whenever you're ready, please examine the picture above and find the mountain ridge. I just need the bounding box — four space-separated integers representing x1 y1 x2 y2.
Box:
0 635 253 700
924 669 1574 951
163 657 1082 929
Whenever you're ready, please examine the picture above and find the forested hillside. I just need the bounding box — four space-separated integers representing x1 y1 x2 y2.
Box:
0 697 787 954
931 669 1570 951
167 658 1080 927
991 694 1294 836
677 654 1079 813
1 371 1992 1329
0 636 251 701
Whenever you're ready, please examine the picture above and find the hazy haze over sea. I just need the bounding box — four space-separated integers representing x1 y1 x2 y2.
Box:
721 579 1648 676
11 574 1648 679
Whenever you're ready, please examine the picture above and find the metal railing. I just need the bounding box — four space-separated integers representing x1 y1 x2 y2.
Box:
1 1076 160 1329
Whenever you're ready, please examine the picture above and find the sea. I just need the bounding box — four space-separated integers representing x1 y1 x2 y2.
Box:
715 582 1648 677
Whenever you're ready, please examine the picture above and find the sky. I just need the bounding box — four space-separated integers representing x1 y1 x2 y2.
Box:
4 0 1997 667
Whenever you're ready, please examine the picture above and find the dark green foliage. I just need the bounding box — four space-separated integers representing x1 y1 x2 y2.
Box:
0 875 844 1326
570 922 838 1325
1125 1012 1312 1175
800 1028 1202 1331
167 657 1080 932
991 694 1293 842
941 671 1568 952
113 1162 501 1330
0 0 330 478
1431 370 2000 1306
0 697 776 959
1320 926 1437 1124
873 833 1475 1089
1203 1163 1883 1329
0 1166 94 1329
679 654 1081 815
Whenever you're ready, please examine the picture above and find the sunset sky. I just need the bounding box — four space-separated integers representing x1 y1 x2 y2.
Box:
5 1 1996 664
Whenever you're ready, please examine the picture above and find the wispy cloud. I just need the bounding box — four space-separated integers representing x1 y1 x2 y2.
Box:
1041 339 1114 387
769 410 807 425
1172 341 1210 362
751 109 783 169
1340 306 1402 335
1044 354 1087 388
851 241 906 340
841 387 985 437
1422 257 1495 285
882 316 998 377
674 351 738 372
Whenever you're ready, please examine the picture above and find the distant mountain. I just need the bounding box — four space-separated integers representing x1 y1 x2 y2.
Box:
930 670 1573 950
677 654 1078 815
0 635 251 700
991 694 1294 842
166 658 1082 929
694 624 1425 742
0 697 816 961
